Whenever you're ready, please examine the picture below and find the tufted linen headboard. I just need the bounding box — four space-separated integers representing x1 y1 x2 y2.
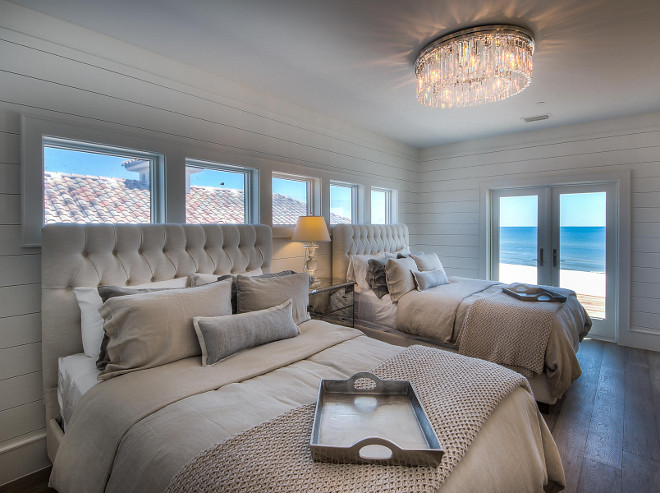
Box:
41 223 272 431
331 224 409 283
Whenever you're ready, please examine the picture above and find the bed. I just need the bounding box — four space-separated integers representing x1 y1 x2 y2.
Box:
42 223 564 492
331 224 591 405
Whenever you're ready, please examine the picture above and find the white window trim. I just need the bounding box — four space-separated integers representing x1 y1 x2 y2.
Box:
370 186 397 224
271 171 320 227
185 158 258 224
329 180 358 224
22 115 166 246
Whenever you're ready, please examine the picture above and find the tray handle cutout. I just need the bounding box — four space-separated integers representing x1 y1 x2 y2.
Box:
346 371 385 392
349 437 405 462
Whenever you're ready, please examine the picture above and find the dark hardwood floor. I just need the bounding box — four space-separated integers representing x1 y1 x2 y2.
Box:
2 339 658 493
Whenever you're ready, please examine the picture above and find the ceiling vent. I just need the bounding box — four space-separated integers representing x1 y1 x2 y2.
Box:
522 114 550 123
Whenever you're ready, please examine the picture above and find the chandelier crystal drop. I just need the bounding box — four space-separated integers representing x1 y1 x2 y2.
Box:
415 25 534 109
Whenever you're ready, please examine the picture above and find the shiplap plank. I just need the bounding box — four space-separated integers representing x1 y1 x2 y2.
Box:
632 237 660 253
0 194 19 225
0 226 38 255
0 284 41 318
0 371 42 412
0 399 44 443
0 313 41 349
632 176 660 193
632 208 660 223
632 192 660 209
0 164 20 194
632 222 660 238
0 255 40 287
631 311 660 331
0 132 19 163
631 282 660 299
416 200 479 214
631 297 660 314
409 234 480 248
0 343 41 380
632 252 660 268
409 212 479 225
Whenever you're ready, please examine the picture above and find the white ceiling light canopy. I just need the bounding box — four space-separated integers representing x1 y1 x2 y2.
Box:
415 24 535 109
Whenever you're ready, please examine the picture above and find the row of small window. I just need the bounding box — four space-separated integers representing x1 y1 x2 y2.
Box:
42 137 394 227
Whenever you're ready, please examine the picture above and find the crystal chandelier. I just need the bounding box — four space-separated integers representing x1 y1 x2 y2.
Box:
415 25 534 108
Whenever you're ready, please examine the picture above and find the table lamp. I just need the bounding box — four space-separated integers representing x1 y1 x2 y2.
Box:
291 216 330 287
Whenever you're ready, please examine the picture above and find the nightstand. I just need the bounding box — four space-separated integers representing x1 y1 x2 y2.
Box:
308 279 355 328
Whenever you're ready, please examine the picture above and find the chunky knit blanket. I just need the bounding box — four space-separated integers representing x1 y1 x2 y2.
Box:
167 345 530 493
458 291 562 377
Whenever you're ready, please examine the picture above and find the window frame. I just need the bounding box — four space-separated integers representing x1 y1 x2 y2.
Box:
184 158 257 224
271 171 318 227
329 180 358 224
370 186 395 224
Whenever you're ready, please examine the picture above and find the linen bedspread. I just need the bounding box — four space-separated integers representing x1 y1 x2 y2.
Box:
50 321 564 493
396 277 591 398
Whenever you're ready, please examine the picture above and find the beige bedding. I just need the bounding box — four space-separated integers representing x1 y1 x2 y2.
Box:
396 277 591 399
50 321 564 493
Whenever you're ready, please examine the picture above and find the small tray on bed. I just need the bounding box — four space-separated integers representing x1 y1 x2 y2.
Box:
502 283 567 303
309 372 443 467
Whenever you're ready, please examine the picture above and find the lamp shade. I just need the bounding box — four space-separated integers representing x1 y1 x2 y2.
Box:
291 216 330 242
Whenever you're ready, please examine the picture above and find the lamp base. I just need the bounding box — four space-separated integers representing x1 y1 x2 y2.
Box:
303 242 319 286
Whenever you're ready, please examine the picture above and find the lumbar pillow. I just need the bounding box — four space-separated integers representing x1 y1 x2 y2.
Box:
412 269 450 291
367 258 389 299
74 276 188 358
384 257 419 302
193 299 299 366
236 272 310 325
410 252 445 273
98 279 232 380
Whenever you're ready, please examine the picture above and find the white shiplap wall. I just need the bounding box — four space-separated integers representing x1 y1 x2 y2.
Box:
0 2 418 484
418 112 660 352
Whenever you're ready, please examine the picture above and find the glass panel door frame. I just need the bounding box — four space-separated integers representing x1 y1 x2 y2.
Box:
551 183 617 339
489 187 551 284
490 182 618 341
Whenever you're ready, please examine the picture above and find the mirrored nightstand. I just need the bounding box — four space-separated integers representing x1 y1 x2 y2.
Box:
308 279 355 328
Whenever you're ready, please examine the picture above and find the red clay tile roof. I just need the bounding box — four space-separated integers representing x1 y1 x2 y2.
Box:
44 172 350 225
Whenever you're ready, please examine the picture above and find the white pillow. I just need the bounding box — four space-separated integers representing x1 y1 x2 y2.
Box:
348 253 385 291
74 276 188 358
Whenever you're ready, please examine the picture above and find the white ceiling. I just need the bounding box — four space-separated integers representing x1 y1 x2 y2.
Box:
9 0 660 148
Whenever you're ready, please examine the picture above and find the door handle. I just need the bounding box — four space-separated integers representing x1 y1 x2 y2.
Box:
553 248 558 267
538 248 543 266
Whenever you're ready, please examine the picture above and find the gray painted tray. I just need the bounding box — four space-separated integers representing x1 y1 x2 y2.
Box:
309 372 444 467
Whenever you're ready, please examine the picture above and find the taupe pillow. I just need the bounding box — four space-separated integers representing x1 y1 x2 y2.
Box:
413 269 449 291
96 285 179 370
367 258 389 298
410 252 445 272
236 273 310 324
193 299 299 366
98 279 233 380
385 257 418 302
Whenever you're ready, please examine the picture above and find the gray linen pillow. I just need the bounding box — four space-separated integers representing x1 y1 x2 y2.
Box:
194 270 297 313
193 299 299 366
410 252 445 272
385 257 419 302
413 269 449 291
98 279 233 380
236 272 311 324
367 258 389 298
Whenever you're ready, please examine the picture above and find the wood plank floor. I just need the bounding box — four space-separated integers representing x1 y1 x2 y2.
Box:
2 339 658 493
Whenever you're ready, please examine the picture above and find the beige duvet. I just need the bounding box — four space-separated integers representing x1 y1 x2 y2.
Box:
396 277 591 399
50 321 564 493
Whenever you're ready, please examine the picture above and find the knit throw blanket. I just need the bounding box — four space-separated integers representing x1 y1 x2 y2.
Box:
458 291 562 377
167 346 530 493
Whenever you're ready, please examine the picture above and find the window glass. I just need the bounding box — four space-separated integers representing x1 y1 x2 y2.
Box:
185 163 250 223
371 188 391 224
330 183 354 224
43 144 154 224
272 176 310 225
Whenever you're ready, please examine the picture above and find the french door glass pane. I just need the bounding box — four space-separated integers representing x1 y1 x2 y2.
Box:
559 192 606 319
499 195 538 285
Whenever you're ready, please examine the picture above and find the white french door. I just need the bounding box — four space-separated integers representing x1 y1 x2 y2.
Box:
491 183 616 340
